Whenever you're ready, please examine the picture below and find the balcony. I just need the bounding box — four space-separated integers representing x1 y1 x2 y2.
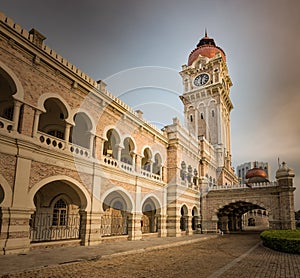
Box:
102 156 162 182
0 116 13 133
37 131 91 158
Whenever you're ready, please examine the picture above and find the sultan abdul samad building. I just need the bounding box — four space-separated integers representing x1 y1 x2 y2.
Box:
0 12 296 255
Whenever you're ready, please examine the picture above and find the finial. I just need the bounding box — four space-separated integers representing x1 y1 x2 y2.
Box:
205 28 208 37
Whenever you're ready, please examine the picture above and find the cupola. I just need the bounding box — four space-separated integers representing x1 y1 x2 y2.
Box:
188 30 226 66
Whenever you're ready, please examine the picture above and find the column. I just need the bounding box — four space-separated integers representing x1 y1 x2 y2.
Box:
135 154 142 173
94 136 105 160
195 108 198 138
0 207 34 255
185 215 193 235
128 213 143 240
64 123 72 146
89 133 95 157
217 105 222 144
157 214 167 237
117 145 122 161
32 110 42 138
205 105 209 140
79 210 102 246
149 159 154 173
12 100 22 132
131 153 137 172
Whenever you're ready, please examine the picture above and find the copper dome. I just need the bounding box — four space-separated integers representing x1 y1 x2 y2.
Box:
188 31 226 66
245 168 267 179
245 167 269 184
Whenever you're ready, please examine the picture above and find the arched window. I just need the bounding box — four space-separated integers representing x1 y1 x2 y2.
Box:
153 153 162 175
190 115 193 122
0 68 16 121
121 137 134 165
212 110 215 117
38 98 68 140
52 199 67 226
103 129 120 159
180 205 188 231
141 148 152 172
70 112 92 148
200 113 204 120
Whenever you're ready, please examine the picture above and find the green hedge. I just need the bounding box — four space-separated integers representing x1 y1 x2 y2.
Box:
260 230 300 254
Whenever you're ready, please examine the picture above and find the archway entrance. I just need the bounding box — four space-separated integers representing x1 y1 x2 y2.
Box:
217 201 269 233
30 181 84 242
243 209 269 231
192 207 200 231
141 198 158 234
101 191 131 236
180 205 188 232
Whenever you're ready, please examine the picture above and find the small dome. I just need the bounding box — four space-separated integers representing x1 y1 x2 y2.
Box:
245 167 269 184
188 31 226 66
276 162 295 179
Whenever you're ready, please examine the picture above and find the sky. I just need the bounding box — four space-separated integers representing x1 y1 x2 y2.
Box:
1 0 300 209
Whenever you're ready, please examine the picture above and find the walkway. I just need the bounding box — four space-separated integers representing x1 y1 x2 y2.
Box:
1 232 300 277
0 234 216 277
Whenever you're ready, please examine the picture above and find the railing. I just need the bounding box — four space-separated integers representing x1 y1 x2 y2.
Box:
37 131 91 158
141 169 152 178
69 143 90 158
30 213 81 242
37 131 66 150
0 117 13 132
208 181 278 191
100 214 128 236
102 157 163 182
120 161 134 172
103 156 119 167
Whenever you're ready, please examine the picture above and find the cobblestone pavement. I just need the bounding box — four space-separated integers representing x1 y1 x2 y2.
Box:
2 232 300 278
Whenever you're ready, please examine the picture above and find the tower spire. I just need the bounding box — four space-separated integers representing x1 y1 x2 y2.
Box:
205 28 208 37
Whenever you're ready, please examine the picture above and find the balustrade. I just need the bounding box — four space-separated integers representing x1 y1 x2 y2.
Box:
0 117 13 132
38 131 65 150
208 181 277 191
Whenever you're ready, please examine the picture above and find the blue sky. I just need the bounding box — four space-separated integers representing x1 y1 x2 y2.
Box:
1 0 300 209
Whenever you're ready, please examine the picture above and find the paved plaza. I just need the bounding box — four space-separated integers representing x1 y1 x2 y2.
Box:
0 232 299 277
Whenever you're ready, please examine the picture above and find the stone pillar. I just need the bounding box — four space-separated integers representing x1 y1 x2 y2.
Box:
64 123 72 146
89 133 95 157
94 136 105 160
12 100 22 132
79 210 102 246
167 214 182 237
128 213 143 240
0 207 34 255
185 215 193 235
32 110 42 138
117 146 122 161
157 214 167 237
219 216 229 233
135 154 142 172
276 162 296 230
131 153 137 171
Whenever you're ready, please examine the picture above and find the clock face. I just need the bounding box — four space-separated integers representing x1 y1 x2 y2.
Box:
194 73 209 86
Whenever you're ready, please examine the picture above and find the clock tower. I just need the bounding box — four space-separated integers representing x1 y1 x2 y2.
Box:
180 31 237 185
